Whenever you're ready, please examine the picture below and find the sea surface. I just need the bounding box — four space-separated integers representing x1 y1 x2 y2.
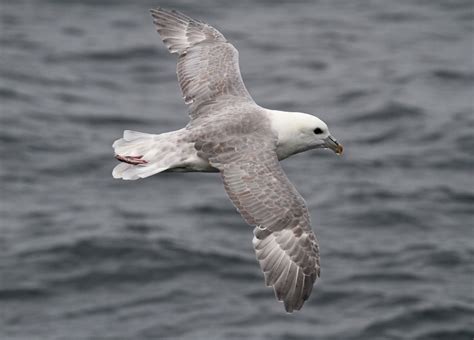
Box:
1 0 473 339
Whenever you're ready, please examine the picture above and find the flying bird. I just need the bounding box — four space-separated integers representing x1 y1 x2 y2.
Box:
112 7 343 312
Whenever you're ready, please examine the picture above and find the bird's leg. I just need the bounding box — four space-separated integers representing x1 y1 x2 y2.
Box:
115 154 148 165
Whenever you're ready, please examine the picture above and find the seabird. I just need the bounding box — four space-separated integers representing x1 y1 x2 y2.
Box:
112 7 343 312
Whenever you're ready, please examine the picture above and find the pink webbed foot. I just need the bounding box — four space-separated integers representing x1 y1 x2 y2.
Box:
115 154 148 165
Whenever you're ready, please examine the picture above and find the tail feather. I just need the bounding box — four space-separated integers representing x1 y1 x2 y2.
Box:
112 130 180 180
113 130 155 155
123 130 152 141
113 162 168 180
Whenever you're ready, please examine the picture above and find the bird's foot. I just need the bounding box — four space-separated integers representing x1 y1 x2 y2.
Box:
115 154 148 165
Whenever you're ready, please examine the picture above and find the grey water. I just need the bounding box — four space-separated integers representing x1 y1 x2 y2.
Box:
1 0 473 339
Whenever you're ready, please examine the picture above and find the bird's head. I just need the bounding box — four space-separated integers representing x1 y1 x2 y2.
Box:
300 114 343 155
268 110 343 158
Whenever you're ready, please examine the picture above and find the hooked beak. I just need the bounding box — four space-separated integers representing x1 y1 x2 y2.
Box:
324 135 343 155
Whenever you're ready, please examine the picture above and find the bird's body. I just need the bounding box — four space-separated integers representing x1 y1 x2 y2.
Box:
112 7 343 312
113 108 332 176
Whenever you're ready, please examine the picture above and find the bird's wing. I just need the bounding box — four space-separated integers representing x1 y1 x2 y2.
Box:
150 8 254 118
197 133 321 312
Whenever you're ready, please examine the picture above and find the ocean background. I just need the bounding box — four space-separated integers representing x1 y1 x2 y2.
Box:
1 0 473 339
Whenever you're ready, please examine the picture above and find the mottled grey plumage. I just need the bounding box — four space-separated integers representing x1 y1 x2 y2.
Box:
150 8 254 116
194 122 321 312
149 7 321 312
115 7 327 312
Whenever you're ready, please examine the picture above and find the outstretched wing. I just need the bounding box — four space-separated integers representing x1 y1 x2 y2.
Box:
197 133 321 312
150 8 254 117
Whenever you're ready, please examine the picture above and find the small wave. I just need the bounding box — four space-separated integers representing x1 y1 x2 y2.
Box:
345 271 422 283
330 248 397 262
60 289 189 319
184 204 236 215
111 19 139 29
297 59 328 71
247 41 283 53
35 154 110 177
18 236 255 290
45 46 165 63
336 89 370 104
318 292 358 308
425 155 474 171
0 87 32 101
457 11 474 22
455 134 474 155
54 92 98 105
354 126 402 144
349 208 422 228
0 36 41 51
373 11 427 22
1 13 19 25
414 329 474 340
124 223 156 234
343 186 402 202
425 0 474 11
311 288 366 305
421 248 467 268
0 287 50 300
61 26 85 37
408 186 474 209
0 133 20 144
431 69 474 84
0 69 77 88
371 294 422 307
348 101 425 123
92 79 123 91
362 304 474 338
68 113 151 126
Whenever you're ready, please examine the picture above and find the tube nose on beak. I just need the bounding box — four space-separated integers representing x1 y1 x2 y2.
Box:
325 135 343 155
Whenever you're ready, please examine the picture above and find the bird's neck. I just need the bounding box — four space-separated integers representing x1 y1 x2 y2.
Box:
264 109 311 160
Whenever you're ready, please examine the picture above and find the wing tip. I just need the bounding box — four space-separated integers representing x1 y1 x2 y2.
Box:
149 7 193 22
149 7 169 15
149 7 164 18
273 271 316 313
149 7 200 56
282 294 305 313
280 292 307 313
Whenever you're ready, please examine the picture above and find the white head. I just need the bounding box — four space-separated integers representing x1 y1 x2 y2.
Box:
266 110 343 159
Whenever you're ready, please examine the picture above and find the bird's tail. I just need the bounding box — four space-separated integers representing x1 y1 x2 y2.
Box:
112 130 182 180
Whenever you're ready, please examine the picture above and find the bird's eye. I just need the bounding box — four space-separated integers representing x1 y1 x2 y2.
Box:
313 127 323 134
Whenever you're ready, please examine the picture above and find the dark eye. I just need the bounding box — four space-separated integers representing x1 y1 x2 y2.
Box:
313 127 323 134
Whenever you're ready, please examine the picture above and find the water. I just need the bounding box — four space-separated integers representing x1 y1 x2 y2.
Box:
1 0 473 339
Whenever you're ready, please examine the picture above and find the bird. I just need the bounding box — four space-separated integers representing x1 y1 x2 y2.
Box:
112 7 343 312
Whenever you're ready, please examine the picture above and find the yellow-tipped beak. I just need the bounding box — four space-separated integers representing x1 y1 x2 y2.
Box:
325 136 343 155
